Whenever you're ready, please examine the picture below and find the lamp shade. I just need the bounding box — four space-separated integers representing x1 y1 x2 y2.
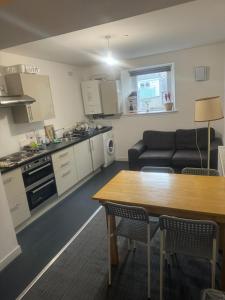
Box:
194 96 224 122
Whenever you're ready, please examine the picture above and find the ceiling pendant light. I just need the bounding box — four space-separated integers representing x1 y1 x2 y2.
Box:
104 35 117 66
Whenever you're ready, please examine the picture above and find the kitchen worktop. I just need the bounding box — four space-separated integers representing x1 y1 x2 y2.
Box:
0 126 112 174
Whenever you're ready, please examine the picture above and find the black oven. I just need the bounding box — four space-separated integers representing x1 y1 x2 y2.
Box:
22 155 57 210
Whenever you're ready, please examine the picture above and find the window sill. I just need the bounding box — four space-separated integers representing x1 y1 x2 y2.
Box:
122 109 178 117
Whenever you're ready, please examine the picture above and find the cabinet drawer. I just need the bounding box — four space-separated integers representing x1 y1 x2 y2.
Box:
3 168 26 201
52 147 74 170
54 166 75 196
9 193 31 228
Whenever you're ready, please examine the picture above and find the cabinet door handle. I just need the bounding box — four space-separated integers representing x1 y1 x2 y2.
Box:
60 161 70 168
62 170 71 177
59 152 69 158
10 203 20 212
3 177 13 185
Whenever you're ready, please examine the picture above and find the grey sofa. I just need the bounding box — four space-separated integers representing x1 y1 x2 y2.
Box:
128 128 222 171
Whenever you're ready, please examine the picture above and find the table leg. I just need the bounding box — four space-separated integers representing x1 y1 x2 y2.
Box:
220 224 225 290
107 215 119 265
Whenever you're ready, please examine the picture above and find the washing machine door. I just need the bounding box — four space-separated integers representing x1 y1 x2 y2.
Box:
107 139 114 155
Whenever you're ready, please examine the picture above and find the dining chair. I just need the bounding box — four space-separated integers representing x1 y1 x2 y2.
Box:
201 289 225 299
181 167 219 176
141 166 175 173
104 202 159 299
159 215 218 300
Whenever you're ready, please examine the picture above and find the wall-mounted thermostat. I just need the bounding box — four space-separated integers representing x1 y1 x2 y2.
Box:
194 66 209 81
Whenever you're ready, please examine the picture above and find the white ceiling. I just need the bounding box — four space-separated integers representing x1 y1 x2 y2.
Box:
3 0 225 66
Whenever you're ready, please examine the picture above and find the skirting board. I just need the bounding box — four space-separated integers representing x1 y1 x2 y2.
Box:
0 245 21 272
115 157 128 161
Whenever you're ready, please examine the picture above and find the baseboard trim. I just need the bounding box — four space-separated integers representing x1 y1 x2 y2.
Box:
0 245 21 272
115 157 128 162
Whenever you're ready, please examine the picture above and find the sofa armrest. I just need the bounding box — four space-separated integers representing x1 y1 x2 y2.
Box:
210 138 223 169
128 140 146 170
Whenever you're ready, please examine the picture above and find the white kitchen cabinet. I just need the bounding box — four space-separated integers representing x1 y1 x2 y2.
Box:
2 168 31 228
73 140 93 180
5 73 55 123
52 146 78 196
100 80 122 114
81 80 102 115
90 134 104 171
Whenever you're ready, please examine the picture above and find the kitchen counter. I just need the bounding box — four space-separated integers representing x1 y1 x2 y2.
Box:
0 126 112 174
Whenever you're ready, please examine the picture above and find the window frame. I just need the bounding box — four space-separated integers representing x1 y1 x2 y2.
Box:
122 62 176 115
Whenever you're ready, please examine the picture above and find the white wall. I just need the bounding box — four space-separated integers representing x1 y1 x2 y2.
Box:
82 43 225 160
0 51 85 157
0 174 21 271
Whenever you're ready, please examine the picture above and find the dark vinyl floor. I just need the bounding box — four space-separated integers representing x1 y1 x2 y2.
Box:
0 161 128 300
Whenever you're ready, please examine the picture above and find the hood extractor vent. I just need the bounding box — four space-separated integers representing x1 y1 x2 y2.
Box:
0 95 35 107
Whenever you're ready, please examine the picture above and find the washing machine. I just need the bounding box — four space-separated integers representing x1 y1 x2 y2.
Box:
103 130 115 167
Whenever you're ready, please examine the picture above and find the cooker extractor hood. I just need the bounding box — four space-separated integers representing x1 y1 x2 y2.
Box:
0 95 35 107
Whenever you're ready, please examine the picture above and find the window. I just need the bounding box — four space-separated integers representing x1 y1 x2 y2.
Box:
126 64 175 114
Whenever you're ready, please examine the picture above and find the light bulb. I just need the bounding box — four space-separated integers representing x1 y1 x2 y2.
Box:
104 51 117 66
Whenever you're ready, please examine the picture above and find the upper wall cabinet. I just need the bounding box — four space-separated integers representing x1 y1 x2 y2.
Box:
5 73 55 123
81 80 102 115
100 80 122 115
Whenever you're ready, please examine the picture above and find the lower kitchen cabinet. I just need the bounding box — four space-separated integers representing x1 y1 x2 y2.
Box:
73 140 93 181
2 168 31 228
52 146 78 196
90 134 104 171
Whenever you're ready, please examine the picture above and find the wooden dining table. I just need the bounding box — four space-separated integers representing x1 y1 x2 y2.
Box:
92 170 225 290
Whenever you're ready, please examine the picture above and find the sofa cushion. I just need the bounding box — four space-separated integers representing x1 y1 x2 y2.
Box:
175 128 215 150
172 150 207 168
138 150 174 167
143 131 175 150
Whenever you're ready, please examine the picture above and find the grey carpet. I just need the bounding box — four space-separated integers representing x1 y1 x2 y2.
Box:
22 208 220 300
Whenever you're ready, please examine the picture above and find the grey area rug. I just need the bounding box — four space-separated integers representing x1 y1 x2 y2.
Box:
22 208 220 300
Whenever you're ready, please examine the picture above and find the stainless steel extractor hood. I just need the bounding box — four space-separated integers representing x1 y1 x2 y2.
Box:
0 95 35 107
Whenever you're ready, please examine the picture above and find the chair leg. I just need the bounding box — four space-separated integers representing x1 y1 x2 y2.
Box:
147 224 151 299
128 238 131 251
211 238 217 289
160 231 164 300
107 216 112 286
133 240 136 252
211 261 216 289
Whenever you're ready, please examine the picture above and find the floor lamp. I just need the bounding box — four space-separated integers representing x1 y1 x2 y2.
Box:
194 96 223 169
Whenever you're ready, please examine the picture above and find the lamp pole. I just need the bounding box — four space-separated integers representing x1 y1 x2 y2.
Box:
207 120 210 170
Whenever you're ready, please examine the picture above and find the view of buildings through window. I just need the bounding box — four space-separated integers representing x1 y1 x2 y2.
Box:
136 71 169 112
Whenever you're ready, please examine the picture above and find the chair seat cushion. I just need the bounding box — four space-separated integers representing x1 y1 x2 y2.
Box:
116 218 159 243
138 150 174 167
172 150 207 168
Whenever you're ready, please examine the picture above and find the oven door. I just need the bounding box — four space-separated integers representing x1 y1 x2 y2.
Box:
27 178 57 210
23 162 54 188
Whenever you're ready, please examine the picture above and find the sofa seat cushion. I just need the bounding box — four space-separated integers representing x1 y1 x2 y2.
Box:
138 150 174 167
172 150 207 168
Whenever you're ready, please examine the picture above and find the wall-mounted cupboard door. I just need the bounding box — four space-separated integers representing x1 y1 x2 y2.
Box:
73 140 93 180
90 134 104 171
2 168 31 228
81 80 102 115
52 146 78 196
5 73 55 123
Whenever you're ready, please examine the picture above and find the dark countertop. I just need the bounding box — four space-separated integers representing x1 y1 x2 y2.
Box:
0 126 112 174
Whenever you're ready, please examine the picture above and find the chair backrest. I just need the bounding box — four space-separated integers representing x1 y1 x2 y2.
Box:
159 215 218 240
182 167 219 176
141 166 175 174
104 202 149 223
